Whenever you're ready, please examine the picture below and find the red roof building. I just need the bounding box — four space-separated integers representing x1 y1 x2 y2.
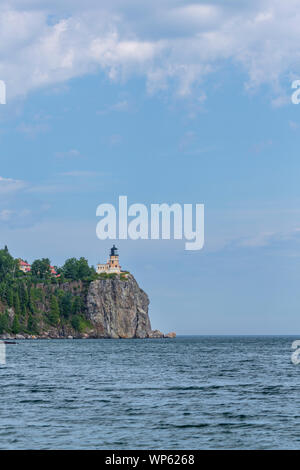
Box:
19 259 31 273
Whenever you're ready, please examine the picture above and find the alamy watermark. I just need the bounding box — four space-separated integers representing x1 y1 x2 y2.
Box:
291 80 300 104
0 80 6 104
291 340 300 365
96 196 204 250
0 341 6 365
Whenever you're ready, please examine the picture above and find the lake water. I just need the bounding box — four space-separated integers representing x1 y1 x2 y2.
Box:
0 336 299 449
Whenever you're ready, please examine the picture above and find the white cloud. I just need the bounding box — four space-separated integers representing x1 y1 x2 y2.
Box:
18 121 49 137
0 176 27 193
289 120 300 130
251 139 273 154
0 208 33 221
109 134 122 146
0 209 13 220
60 170 100 177
55 149 81 158
238 227 300 249
239 231 277 248
0 1 299 101
96 99 129 115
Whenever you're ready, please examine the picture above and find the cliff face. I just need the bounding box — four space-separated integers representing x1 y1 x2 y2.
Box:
0 274 158 339
86 275 151 338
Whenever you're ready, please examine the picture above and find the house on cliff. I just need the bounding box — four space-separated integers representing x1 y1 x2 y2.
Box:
18 259 58 276
97 245 128 276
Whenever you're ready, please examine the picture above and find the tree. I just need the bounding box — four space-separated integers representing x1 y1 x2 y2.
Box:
13 292 21 316
72 296 84 315
19 283 29 307
0 248 17 281
28 287 36 314
78 257 94 279
61 258 79 280
27 314 38 335
7 288 14 307
71 315 85 332
31 258 51 279
12 315 20 334
0 312 9 334
59 292 73 318
62 257 93 280
0 282 6 302
48 295 60 326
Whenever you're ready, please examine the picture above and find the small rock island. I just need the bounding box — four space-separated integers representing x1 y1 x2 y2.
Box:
0 245 175 340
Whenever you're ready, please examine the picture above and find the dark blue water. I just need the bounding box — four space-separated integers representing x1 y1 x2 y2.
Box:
0 336 299 449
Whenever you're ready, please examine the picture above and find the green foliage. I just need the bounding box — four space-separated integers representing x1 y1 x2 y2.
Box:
7 288 14 307
98 272 108 279
72 296 84 315
13 292 21 316
0 246 96 335
30 287 44 302
12 315 20 334
27 313 39 335
0 312 9 334
107 273 117 279
19 282 29 306
71 315 90 333
0 249 18 281
31 258 51 279
59 291 73 318
61 257 95 281
98 272 118 279
48 295 60 326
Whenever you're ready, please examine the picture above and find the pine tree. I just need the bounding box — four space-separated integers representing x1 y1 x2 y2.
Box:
19 283 29 308
12 315 20 334
0 312 9 334
22 305 27 317
27 314 38 334
13 292 21 316
48 295 60 326
7 288 13 307
0 282 6 302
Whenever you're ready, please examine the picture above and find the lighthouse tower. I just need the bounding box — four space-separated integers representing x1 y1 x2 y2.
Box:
108 245 121 272
96 245 121 274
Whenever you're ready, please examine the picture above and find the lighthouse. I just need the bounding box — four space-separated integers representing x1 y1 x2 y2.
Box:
97 245 121 274
108 245 120 271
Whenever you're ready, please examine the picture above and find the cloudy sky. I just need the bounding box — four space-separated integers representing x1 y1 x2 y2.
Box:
0 0 300 334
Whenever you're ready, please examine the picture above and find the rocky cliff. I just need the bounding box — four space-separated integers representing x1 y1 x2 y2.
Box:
0 274 175 339
86 275 151 338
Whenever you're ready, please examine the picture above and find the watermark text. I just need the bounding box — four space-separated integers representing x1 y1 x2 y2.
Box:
0 341 6 365
96 196 204 251
0 81 6 104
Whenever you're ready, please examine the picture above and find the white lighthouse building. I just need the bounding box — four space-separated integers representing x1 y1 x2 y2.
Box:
97 245 122 274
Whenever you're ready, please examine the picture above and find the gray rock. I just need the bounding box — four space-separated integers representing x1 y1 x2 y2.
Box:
86 274 151 338
148 329 164 338
164 332 176 338
0 334 13 340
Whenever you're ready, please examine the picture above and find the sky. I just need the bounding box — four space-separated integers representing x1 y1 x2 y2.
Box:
0 0 300 334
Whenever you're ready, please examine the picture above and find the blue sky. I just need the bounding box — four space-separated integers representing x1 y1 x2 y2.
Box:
0 0 300 334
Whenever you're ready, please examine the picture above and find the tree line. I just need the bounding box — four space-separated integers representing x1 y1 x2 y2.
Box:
0 247 96 335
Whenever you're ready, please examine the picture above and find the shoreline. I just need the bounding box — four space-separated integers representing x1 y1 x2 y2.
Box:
0 331 176 340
